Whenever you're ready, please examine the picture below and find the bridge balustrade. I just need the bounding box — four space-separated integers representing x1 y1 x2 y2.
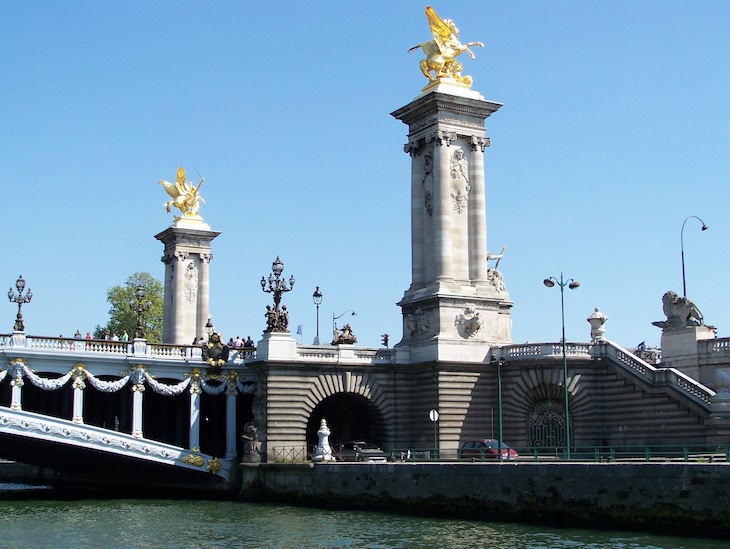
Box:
0 335 255 462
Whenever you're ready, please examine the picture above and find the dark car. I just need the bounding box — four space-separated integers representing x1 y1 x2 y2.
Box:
461 439 518 461
338 441 389 462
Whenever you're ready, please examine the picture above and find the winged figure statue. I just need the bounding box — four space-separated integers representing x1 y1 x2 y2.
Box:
158 166 205 219
408 6 483 87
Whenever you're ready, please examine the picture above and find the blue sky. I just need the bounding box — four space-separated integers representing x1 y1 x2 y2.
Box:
2 1 729 350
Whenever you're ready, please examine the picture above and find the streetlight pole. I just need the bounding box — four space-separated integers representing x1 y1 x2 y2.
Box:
490 351 506 461
7 275 32 332
333 310 356 336
544 273 580 459
260 256 295 333
129 285 153 339
680 216 708 298
312 286 323 345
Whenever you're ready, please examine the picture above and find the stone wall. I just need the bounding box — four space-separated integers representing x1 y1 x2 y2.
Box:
239 462 730 538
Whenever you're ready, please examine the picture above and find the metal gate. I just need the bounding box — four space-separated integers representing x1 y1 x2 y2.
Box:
528 399 570 448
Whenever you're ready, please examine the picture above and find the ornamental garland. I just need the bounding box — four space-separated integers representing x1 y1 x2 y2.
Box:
1 361 250 397
22 367 72 391
84 371 131 393
143 372 191 396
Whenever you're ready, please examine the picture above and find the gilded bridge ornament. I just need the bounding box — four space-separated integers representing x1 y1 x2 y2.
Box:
158 166 205 220
408 6 483 88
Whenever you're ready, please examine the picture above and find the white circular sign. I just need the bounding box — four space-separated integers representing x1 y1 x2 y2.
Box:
429 409 439 422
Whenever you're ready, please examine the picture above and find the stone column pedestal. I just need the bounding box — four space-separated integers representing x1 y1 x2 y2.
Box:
255 332 298 361
660 325 715 379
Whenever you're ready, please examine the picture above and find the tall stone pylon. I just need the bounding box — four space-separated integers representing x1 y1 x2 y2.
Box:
156 223 219 345
391 86 513 362
155 166 220 345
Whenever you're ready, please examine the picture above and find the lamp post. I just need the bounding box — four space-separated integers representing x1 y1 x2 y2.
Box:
8 275 32 332
312 286 323 345
129 285 153 339
333 309 356 334
680 215 708 297
260 256 295 333
490 351 507 461
543 273 580 459
205 317 215 339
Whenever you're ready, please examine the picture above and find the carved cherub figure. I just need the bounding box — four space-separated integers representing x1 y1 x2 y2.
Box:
158 166 205 219
408 6 483 86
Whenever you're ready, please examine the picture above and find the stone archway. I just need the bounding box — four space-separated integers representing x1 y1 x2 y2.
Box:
306 393 387 455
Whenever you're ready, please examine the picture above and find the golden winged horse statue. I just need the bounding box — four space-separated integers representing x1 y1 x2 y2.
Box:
408 6 483 87
158 166 205 219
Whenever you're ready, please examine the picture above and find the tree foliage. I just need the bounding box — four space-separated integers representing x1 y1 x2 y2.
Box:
94 272 164 342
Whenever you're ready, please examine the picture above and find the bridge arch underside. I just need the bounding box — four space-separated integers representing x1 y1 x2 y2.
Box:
455 358 711 450
0 430 227 494
0 372 254 461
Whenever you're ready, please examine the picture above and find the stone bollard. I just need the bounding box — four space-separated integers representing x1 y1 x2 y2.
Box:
312 418 335 462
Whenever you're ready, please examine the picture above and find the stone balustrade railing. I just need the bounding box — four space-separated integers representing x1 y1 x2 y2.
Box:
591 340 714 406
698 337 730 358
296 345 395 364
496 339 714 408
500 342 591 360
0 333 257 363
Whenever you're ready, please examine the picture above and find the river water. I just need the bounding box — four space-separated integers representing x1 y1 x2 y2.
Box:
0 487 724 549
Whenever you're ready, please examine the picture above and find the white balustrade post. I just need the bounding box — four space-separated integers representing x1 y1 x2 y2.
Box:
189 383 201 451
72 368 85 424
131 385 144 438
10 373 23 411
225 386 237 459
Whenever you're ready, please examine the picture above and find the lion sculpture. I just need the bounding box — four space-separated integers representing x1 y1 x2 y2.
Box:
652 291 704 331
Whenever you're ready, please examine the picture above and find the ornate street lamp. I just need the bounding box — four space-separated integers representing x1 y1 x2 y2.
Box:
544 273 580 459
681 216 708 297
129 285 152 339
333 309 356 334
205 317 215 338
312 286 323 345
8 275 32 332
260 256 295 333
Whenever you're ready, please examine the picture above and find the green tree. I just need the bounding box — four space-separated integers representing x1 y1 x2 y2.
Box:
94 272 164 342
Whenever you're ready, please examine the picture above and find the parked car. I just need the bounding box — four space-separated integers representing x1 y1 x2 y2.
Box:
461 439 518 461
338 441 389 462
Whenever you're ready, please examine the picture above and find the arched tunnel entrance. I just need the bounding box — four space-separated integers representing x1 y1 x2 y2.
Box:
306 393 386 455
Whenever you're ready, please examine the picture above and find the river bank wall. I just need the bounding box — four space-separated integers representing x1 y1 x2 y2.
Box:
238 461 730 538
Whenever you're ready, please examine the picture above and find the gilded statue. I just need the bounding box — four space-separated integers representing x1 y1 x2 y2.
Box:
158 166 205 219
408 6 483 88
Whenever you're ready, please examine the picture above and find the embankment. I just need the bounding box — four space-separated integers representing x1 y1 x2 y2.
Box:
239 461 730 538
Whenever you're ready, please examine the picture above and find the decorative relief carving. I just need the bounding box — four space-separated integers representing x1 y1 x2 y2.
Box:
184 263 198 304
175 251 189 262
181 452 205 467
423 150 434 216
408 115 439 133
438 113 488 129
455 306 481 339
199 253 213 264
450 148 470 213
406 307 431 339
